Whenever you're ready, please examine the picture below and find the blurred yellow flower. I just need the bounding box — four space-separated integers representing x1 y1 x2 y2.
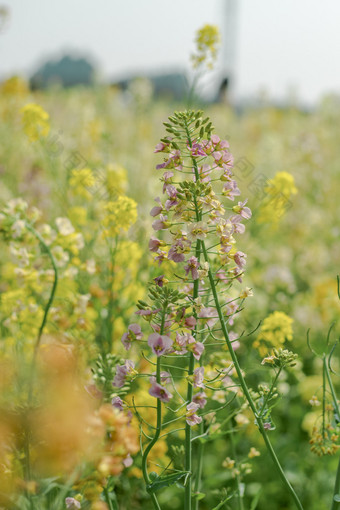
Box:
254 311 293 356
191 24 221 70
21 103 50 141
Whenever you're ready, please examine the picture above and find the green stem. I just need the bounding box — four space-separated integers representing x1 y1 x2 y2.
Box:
331 456 340 510
258 368 282 419
324 357 340 510
142 307 167 510
184 120 203 510
103 486 115 510
26 223 59 400
201 241 304 510
193 420 204 510
23 223 58 485
230 427 244 510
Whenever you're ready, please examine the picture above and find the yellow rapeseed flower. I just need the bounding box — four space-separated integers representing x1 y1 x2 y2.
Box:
21 103 50 141
257 171 297 225
191 24 221 70
102 196 138 238
253 311 293 356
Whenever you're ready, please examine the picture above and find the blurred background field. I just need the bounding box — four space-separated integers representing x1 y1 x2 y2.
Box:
1 1 340 509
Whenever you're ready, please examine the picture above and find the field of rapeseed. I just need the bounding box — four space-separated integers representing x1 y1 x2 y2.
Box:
0 35 339 510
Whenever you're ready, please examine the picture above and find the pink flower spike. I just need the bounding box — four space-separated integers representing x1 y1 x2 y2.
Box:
193 367 205 388
186 402 202 426
148 333 173 356
149 381 173 402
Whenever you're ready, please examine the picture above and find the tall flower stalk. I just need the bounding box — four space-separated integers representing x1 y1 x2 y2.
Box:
117 110 304 510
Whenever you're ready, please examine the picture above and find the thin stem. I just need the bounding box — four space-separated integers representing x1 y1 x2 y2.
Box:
230 427 244 510
258 368 282 418
324 357 340 510
193 420 205 510
201 241 304 510
23 223 58 485
184 121 203 510
103 486 115 510
331 456 340 510
142 307 167 510
26 223 59 403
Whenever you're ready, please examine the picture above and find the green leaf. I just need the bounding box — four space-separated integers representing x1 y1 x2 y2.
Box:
147 471 189 493
192 492 206 501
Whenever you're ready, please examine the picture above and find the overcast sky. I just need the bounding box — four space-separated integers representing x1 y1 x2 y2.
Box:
1 0 340 104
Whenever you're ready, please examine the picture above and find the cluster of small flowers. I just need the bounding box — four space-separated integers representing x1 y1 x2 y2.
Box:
254 311 294 357
114 110 253 428
191 24 221 70
309 424 340 456
21 103 50 142
0 198 97 349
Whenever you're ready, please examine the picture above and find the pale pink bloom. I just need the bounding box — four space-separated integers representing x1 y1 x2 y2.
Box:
184 316 197 329
186 402 202 426
173 332 189 355
148 333 173 356
65 498 81 510
193 367 205 388
168 239 188 262
113 360 135 388
149 381 173 402
121 323 143 350
156 150 182 170
222 180 240 201
112 396 124 411
188 141 206 157
199 307 217 328
149 237 162 252
210 134 220 146
233 251 247 269
150 197 163 217
154 140 170 153
154 274 166 287
233 199 252 220
193 391 207 409
150 371 172 385
184 256 199 280
188 340 205 360
263 422 272 430
123 453 133 467
230 215 246 234
188 221 208 241
154 249 168 265
225 302 240 326
135 308 161 317
152 214 169 231
215 269 229 283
